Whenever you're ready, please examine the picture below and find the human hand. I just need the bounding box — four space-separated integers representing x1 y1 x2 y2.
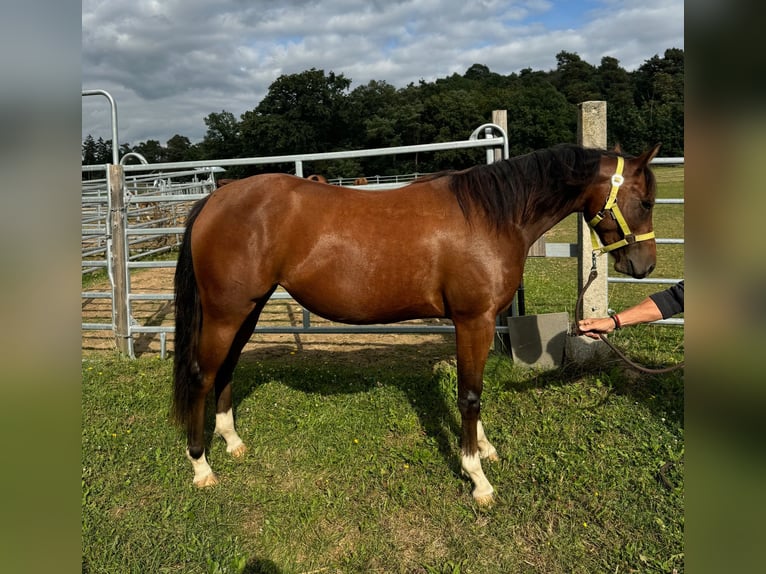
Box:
577 317 617 339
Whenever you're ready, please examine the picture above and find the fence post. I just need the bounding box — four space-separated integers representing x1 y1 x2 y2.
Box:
108 164 131 355
576 101 608 319
490 110 514 353
565 101 611 364
491 110 507 163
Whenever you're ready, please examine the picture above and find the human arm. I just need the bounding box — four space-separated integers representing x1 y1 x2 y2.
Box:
577 281 684 339
577 297 664 339
648 280 684 319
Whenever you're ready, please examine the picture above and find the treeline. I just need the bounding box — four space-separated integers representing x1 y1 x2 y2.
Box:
82 49 683 179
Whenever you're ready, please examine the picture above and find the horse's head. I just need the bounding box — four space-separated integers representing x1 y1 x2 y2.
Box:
585 144 661 279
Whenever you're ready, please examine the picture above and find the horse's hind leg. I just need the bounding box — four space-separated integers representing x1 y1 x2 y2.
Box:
214 390 246 458
186 313 250 487
213 294 274 458
477 420 498 462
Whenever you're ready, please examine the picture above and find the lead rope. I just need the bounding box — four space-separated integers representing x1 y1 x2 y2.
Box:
574 256 685 375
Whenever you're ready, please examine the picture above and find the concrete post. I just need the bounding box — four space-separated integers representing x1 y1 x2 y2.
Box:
491 110 507 163
566 101 611 364
576 101 609 318
491 110 513 353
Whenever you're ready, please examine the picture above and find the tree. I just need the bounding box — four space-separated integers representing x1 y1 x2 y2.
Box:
345 81 428 176
239 111 307 165
464 63 492 82
94 137 111 164
464 63 513 89
551 51 601 104
165 134 193 162
504 79 575 155
242 68 353 156
346 80 399 146
633 49 684 155
200 111 242 160
132 139 166 163
421 88 488 170
598 56 633 108
597 56 647 153
82 135 97 164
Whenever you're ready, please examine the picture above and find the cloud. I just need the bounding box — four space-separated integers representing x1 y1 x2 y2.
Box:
82 0 683 145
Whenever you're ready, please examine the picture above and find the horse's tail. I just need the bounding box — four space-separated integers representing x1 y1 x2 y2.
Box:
172 195 210 430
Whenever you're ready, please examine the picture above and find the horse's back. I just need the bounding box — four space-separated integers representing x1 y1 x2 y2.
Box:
194 172 459 242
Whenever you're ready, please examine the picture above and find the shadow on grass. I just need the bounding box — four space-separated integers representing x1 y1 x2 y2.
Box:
243 557 281 574
487 351 684 428
234 337 465 475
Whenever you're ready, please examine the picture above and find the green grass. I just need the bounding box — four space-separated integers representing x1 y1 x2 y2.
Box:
82 347 683 574
82 164 684 573
82 268 109 290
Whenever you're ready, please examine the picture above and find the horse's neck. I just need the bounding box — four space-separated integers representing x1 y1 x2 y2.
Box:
519 196 583 249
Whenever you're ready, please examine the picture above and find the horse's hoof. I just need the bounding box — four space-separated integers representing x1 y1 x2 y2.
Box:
193 472 219 488
228 443 247 458
482 450 499 462
473 492 495 507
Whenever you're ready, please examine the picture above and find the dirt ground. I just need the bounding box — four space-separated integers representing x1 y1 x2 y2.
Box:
82 268 458 364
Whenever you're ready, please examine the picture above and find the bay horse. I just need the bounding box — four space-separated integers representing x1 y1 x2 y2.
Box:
173 143 660 505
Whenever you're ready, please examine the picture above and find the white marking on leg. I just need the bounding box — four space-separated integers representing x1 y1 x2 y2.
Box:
214 409 246 457
461 452 494 505
477 420 499 461
186 448 218 487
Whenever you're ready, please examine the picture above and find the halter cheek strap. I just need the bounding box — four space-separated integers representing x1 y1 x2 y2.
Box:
587 156 655 254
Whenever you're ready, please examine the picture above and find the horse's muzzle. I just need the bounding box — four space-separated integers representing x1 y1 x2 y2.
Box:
616 258 655 279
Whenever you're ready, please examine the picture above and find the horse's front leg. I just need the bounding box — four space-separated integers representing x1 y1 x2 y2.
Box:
454 316 498 506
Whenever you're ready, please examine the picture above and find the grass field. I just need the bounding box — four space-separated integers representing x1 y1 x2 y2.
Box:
82 167 684 573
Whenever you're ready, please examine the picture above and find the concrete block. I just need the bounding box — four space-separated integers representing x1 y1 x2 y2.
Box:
507 312 570 369
565 332 614 366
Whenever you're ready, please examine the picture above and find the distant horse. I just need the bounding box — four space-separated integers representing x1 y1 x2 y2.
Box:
353 177 369 185
306 174 327 183
173 143 660 504
216 178 239 188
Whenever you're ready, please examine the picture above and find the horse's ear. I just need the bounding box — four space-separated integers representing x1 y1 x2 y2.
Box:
638 143 662 166
613 142 623 153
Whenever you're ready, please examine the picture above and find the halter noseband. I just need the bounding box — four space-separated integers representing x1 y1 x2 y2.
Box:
587 155 655 254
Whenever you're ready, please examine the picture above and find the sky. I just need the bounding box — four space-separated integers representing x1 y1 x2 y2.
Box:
81 0 684 147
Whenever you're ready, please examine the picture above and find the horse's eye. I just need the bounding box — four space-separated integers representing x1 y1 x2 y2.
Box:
641 200 653 211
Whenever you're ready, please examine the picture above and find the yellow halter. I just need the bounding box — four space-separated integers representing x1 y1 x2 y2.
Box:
587 156 655 254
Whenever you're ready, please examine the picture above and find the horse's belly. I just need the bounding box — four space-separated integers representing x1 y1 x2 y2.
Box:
281 274 445 325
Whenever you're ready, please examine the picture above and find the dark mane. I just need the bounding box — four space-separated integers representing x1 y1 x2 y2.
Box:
443 144 614 231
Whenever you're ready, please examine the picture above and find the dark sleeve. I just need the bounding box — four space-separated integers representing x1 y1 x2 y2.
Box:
648 280 684 319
